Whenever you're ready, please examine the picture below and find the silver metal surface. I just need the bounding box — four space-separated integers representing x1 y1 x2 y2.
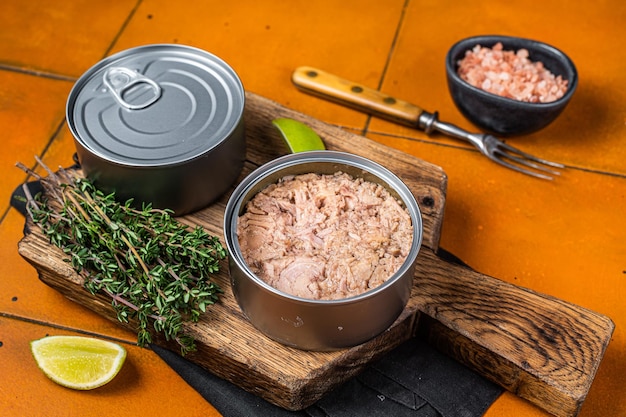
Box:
68 44 244 165
102 66 162 110
418 111 564 180
223 151 423 351
66 44 246 214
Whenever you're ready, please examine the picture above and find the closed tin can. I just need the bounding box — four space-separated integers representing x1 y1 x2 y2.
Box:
66 44 246 215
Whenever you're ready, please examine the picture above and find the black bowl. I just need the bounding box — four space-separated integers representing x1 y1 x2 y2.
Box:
445 35 578 136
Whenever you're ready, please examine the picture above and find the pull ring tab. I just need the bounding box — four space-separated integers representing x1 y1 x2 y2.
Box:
103 67 162 110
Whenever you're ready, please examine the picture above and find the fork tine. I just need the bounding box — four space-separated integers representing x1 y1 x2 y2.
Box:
496 141 565 169
424 116 565 179
490 153 557 180
494 148 562 176
490 139 565 179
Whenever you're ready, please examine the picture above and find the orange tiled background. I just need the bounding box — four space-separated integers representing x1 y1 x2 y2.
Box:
1 1 624 416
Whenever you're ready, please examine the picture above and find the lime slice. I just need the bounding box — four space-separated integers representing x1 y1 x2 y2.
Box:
30 335 127 390
272 118 326 153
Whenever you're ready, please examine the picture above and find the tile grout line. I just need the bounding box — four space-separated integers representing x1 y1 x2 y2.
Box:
334 123 626 180
1 0 145 227
0 0 144 78
0 64 72 226
371 130 626 179
0 64 76 82
101 0 145 59
361 0 411 136
0 117 68 226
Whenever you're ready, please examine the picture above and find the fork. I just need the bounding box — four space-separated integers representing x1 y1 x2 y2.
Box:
416 111 564 180
292 66 564 180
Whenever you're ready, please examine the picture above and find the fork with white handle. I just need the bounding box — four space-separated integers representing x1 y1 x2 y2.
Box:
292 66 564 180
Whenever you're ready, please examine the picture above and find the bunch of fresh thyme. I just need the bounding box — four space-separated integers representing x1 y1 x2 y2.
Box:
17 158 226 355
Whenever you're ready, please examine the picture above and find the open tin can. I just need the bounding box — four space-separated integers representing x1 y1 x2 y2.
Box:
224 151 423 350
66 44 246 215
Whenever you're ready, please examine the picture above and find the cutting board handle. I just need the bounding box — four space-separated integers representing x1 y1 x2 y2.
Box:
413 249 614 417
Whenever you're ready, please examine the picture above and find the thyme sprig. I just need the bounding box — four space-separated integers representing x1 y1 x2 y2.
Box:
17 158 226 355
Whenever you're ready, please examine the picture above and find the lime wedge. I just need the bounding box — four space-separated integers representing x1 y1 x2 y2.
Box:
272 118 326 153
30 335 127 390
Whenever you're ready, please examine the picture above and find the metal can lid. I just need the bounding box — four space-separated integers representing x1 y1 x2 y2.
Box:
67 44 245 166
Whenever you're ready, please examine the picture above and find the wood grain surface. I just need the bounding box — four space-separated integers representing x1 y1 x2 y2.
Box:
18 92 613 417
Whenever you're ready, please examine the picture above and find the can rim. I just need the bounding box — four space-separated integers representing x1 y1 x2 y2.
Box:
224 150 424 304
66 44 245 167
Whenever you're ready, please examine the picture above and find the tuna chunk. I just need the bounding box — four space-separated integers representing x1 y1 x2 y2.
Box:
237 172 413 300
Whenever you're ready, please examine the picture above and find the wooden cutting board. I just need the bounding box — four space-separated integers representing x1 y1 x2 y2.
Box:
18 92 613 417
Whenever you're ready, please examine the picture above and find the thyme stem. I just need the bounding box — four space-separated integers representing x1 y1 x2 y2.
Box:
16 158 226 355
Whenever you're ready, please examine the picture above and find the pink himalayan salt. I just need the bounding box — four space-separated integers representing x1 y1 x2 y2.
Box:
457 42 568 103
